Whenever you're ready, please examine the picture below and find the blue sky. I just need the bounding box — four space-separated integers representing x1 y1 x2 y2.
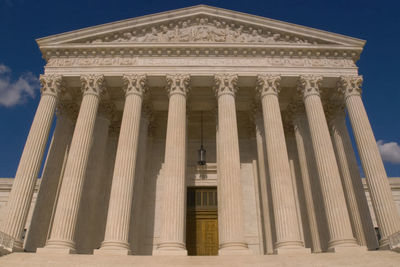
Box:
0 0 399 177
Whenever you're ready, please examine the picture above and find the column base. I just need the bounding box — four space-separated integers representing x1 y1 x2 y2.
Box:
154 248 187 256
94 248 131 256
328 243 367 254
275 246 311 255
37 247 76 254
219 242 252 255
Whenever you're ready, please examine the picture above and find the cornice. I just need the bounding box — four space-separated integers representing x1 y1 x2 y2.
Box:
36 5 365 48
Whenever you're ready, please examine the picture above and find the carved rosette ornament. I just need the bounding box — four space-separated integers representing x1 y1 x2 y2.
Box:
214 74 238 97
39 74 65 97
337 75 363 99
80 74 106 97
165 74 191 97
297 75 323 99
122 74 148 98
256 74 281 97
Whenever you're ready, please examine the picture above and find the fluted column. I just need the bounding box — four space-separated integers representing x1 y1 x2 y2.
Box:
254 111 275 254
97 74 147 255
156 74 190 255
25 103 76 252
297 75 358 252
292 108 323 253
338 76 400 248
40 74 106 253
1 75 63 250
213 74 250 255
328 106 378 249
256 74 307 254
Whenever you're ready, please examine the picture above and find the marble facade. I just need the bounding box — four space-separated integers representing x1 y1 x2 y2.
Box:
1 5 400 260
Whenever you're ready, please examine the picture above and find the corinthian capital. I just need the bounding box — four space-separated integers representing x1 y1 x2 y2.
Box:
122 74 147 97
80 74 106 97
214 74 238 97
256 74 281 98
165 74 190 97
297 75 323 99
337 75 363 99
39 74 65 97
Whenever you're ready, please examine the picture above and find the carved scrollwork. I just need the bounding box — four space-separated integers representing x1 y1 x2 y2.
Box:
165 74 191 97
256 74 281 97
337 75 363 99
39 74 65 97
297 75 323 99
80 74 106 97
122 74 147 97
214 74 238 97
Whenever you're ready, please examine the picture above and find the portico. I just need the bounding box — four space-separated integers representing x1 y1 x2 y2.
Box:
1 5 399 258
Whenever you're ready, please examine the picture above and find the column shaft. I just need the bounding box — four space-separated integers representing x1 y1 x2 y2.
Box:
1 75 62 250
257 75 305 253
298 75 357 251
25 107 74 251
42 74 105 253
157 74 190 255
339 75 400 248
329 110 378 249
254 115 275 254
215 74 249 255
293 112 323 252
98 74 146 255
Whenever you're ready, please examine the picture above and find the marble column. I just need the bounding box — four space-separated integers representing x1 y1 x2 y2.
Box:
297 75 358 252
338 75 400 248
256 74 307 254
40 74 106 253
1 75 63 250
156 74 190 255
254 111 275 254
97 74 147 255
328 106 378 250
24 103 76 252
77 102 113 253
292 108 323 253
214 74 250 255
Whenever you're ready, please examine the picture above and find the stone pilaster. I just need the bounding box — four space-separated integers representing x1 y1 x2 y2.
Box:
328 106 378 250
97 74 147 255
338 75 400 248
292 107 323 253
156 74 190 255
24 103 76 252
256 74 307 254
297 75 358 252
254 111 275 254
41 74 106 253
214 74 250 255
1 75 63 251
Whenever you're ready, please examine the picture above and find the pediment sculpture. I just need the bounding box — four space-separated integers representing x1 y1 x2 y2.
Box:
87 17 321 45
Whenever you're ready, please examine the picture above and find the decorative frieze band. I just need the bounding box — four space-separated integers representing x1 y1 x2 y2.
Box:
46 56 357 69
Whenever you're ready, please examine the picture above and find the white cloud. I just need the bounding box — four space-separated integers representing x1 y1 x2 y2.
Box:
0 63 39 107
377 140 400 164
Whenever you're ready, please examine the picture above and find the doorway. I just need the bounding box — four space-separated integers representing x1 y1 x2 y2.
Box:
186 187 218 256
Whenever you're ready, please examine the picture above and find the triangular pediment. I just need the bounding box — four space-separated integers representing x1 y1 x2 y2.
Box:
37 5 364 48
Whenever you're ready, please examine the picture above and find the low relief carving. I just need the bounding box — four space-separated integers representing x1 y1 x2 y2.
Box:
47 57 356 68
88 17 316 45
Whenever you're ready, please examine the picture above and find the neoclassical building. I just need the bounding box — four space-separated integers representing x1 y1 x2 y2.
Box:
1 5 400 258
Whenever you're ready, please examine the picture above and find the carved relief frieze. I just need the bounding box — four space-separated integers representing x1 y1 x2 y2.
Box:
83 16 321 45
46 56 356 68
